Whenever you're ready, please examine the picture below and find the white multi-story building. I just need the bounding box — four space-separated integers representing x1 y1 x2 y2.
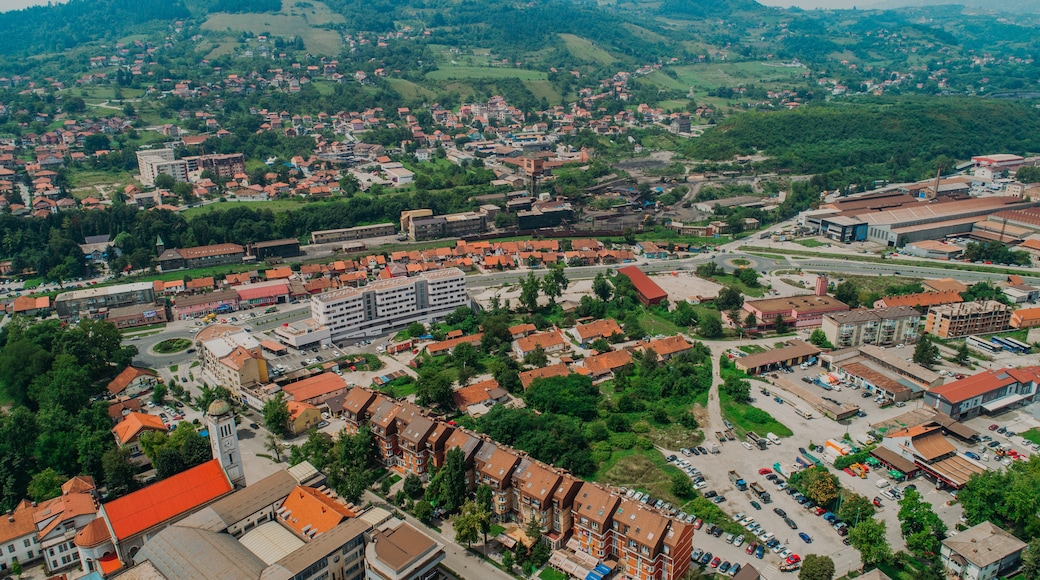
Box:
312 268 469 341
136 149 188 187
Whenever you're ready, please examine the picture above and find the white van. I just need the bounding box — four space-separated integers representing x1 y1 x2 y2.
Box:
767 433 781 445
875 479 890 489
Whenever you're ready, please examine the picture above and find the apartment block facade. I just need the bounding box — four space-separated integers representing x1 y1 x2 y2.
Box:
822 306 921 349
925 300 1012 338
311 268 469 341
55 282 156 320
136 149 187 187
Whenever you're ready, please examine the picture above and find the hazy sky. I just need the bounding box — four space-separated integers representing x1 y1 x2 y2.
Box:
0 0 68 11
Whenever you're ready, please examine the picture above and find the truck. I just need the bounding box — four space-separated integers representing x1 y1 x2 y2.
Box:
794 408 813 419
749 482 772 504
708 442 720 454
728 471 748 491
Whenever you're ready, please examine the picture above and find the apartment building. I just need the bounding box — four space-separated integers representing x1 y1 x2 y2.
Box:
821 306 921 348
195 325 269 396
157 243 245 272
611 499 693 580
405 210 488 241
309 223 397 245
55 282 156 321
182 153 245 179
136 148 187 186
475 444 521 520
398 415 436 480
572 484 620 560
311 268 469 341
925 300 1012 338
512 459 562 533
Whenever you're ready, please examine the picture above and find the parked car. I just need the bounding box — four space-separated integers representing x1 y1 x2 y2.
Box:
750 501 762 510
746 542 757 555
710 557 721 568
872 497 883 507
799 532 813 543
965 451 981 461
720 562 731 574
700 552 713 565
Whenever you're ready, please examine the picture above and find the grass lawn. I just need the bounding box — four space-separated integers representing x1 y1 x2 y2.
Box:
707 273 768 297
490 524 506 537
592 448 686 506
795 239 828 248
644 422 704 451
640 308 683 336
382 379 417 399
876 560 924 580
821 273 924 298
426 66 548 81
719 391 792 439
22 278 43 289
739 345 766 354
181 199 310 217
1021 428 1040 445
154 338 192 354
386 78 437 101
201 0 343 54
539 569 569 580
559 33 617 65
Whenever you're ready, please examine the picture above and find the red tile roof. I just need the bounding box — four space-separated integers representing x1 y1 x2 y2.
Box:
929 366 1040 403
101 459 232 540
519 362 571 389
618 266 667 302
282 372 347 403
112 412 167 444
106 366 156 396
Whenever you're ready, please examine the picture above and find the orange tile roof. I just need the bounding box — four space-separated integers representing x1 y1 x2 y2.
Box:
478 448 520 483
452 379 504 408
515 461 561 504
61 475 96 496
642 335 693 358
509 323 536 337
74 517 111 548
519 362 571 389
287 400 319 421
220 346 260 371
0 499 35 544
1014 307 1040 323
8 295 49 313
516 329 566 354
186 276 215 290
112 412 167 444
265 266 293 280
427 333 483 355
1019 238 1040 251
575 319 623 342
101 459 232 540
278 485 356 537
877 290 963 309
282 372 347 403
98 552 123 575
583 349 633 376
929 366 1040 404
106 366 156 396
34 492 97 539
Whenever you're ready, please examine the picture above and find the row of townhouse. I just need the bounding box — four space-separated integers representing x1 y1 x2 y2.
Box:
337 386 693 580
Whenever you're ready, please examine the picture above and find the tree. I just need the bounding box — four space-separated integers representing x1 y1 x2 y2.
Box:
809 329 834 349
799 554 835 580
722 376 751 403
502 549 515 572
590 338 612 353
773 314 789 334
10 559 21 579
519 271 541 312
153 173 176 190
699 314 723 338
403 474 424 499
834 281 860 308
27 467 65 502
848 518 891 567
523 346 549 368
716 286 744 311
264 433 286 463
898 488 947 558
425 447 467 513
541 263 569 300
155 446 186 479
262 392 290 437
525 512 543 544
414 500 434 523
672 474 695 499
407 321 426 338
794 466 839 506
737 267 760 288
151 382 167 405
102 447 137 498
1021 538 1040 580
416 369 453 408
454 501 485 548
477 483 494 514
954 341 971 365
913 334 940 369
593 272 613 302
837 493 876 524
745 312 757 328
451 342 480 374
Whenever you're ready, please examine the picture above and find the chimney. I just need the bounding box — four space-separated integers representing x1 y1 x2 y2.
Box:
815 275 828 297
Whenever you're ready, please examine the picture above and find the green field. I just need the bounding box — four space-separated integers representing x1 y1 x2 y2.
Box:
425 67 548 81
720 392 792 439
795 239 828 248
386 78 437 101
643 61 806 93
201 0 343 55
559 34 617 65
181 199 310 218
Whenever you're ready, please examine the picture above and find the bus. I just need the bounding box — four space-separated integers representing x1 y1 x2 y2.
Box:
991 335 1030 354
966 335 1000 354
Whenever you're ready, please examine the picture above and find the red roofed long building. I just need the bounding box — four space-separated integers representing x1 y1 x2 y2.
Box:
925 366 1040 421
617 266 667 305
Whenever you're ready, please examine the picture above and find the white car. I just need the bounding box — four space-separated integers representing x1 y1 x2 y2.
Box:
733 512 745 522
694 481 707 490
734 535 745 547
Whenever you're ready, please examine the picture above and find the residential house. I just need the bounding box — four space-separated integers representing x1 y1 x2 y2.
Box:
640 335 694 361
452 378 510 416
398 415 435 479
582 349 634 380
34 481 99 574
941 522 1026 580
519 363 572 390
0 500 41 575
515 329 568 358
286 401 321 436
341 387 378 433
106 366 158 398
573 319 623 345
112 412 168 462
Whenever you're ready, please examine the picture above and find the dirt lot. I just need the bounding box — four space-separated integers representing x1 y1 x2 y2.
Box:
650 271 724 303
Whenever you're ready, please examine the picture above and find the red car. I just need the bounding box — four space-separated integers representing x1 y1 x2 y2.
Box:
872 497 883 507
814 507 826 516
693 518 703 530
989 424 999 431
710 557 722 568
758 468 773 475
786 554 801 564
746 542 757 555
843 468 855 477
